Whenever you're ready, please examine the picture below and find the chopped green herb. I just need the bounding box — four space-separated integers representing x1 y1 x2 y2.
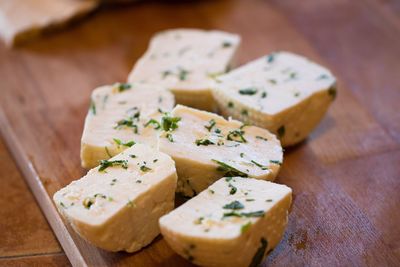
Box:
229 184 237 195
153 159 158 163
212 159 248 177
114 117 139 133
204 119 216 131
266 199 273 202
261 91 267 98
222 41 232 48
294 92 300 97
161 114 181 131
178 68 190 81
89 99 96 115
144 119 161 130
162 70 172 79
289 72 297 79
227 129 247 143
136 180 142 183
166 133 174 142
113 138 135 147
195 138 215 146
223 210 264 218
270 160 282 165
249 238 268 267
110 178 117 186
82 197 95 209
277 125 285 138
256 136 268 141
239 87 258 95
116 83 131 92
246 199 255 202
225 177 233 182
317 74 330 80
241 109 248 116
268 79 277 84
228 101 234 108
209 189 215 194
140 165 152 172
194 217 204 225
98 159 128 172
251 160 269 170
240 152 245 158
215 128 221 134
127 200 135 207
130 154 136 158
108 197 114 202
223 200 244 210
266 53 275 63
59 202 66 208
158 96 163 103
241 222 252 233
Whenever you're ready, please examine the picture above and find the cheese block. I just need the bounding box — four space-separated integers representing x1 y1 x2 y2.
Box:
0 0 98 47
80 82 174 169
158 105 283 197
159 177 292 267
212 51 337 147
53 144 177 252
127 29 241 111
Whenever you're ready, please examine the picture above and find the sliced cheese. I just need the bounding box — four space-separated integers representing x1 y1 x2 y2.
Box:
0 0 98 47
213 51 337 147
159 177 292 267
54 144 177 252
128 28 241 111
80 82 174 169
158 105 283 197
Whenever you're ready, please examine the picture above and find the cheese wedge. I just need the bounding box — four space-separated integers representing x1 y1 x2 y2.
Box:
213 51 337 147
159 177 292 267
158 105 283 197
0 0 98 47
53 144 177 252
128 29 241 111
80 82 174 169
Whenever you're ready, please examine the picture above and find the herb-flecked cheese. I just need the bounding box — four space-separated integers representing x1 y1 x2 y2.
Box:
128 29 241 111
158 105 283 197
54 144 177 252
159 177 292 267
212 51 337 147
80 82 174 169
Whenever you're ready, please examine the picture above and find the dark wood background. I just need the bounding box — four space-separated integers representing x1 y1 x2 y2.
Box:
0 0 399 266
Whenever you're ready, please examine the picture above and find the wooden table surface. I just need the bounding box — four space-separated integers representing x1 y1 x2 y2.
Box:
0 0 399 266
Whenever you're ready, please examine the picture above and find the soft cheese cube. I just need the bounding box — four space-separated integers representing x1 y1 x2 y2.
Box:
212 51 337 147
80 82 174 169
158 105 283 197
159 177 292 267
128 29 241 111
54 144 177 252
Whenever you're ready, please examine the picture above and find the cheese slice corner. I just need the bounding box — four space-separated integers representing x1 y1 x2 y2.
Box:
158 105 283 197
159 177 292 267
81 82 174 169
213 51 337 147
54 143 177 252
128 28 241 111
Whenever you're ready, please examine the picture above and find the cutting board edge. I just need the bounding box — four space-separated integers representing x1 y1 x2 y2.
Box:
0 108 87 267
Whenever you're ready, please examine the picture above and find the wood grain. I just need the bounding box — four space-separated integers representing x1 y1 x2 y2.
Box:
0 137 62 258
0 0 399 266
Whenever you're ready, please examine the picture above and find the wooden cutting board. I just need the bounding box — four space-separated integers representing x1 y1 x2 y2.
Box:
0 0 399 266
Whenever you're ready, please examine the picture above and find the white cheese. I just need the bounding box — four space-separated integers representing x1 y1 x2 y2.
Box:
0 0 98 47
158 105 283 197
128 29 241 111
213 51 337 147
53 144 177 252
80 82 174 169
159 177 292 267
